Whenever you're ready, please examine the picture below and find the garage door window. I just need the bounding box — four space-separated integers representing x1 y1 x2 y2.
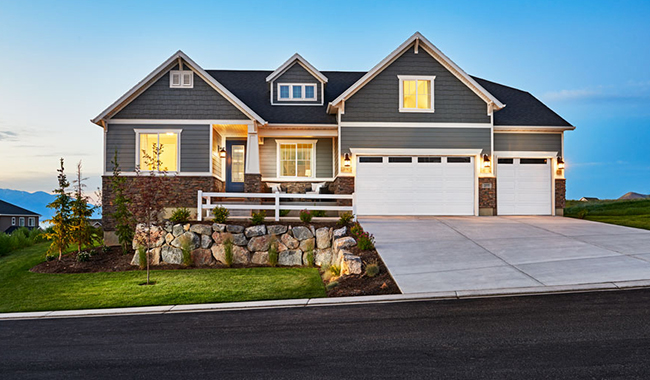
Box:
520 158 547 164
418 157 442 163
498 158 514 164
447 157 471 163
359 157 383 163
388 157 412 163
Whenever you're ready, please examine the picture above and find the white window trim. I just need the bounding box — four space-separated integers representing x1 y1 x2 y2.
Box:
275 139 318 179
276 83 317 101
169 70 194 88
134 129 183 172
11 217 15 226
398 75 436 113
19 217 25 227
28 217 35 227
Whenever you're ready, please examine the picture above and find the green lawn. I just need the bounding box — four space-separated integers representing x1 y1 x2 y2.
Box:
565 199 650 230
0 243 326 313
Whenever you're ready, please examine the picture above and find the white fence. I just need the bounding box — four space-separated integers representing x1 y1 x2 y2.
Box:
197 191 356 221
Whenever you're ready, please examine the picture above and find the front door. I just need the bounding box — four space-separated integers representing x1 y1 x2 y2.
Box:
226 140 246 192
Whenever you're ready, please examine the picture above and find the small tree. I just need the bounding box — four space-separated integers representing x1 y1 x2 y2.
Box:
131 144 175 284
44 158 73 260
110 151 135 254
70 161 96 253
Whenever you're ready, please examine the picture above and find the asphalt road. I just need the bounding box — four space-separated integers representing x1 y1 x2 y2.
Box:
2 289 650 379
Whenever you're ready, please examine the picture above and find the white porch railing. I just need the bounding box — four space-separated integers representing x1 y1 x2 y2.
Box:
197 191 356 222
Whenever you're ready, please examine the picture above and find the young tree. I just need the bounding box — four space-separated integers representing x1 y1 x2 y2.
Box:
44 158 73 260
70 161 96 253
110 151 135 254
132 144 175 284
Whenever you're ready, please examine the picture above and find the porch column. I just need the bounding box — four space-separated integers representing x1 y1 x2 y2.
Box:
244 123 262 193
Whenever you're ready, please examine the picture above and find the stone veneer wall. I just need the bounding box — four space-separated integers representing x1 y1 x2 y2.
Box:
479 177 497 216
332 176 355 206
555 178 566 215
244 174 263 193
102 175 224 232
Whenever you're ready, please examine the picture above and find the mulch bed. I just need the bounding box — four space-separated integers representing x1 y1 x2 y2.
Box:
31 221 401 296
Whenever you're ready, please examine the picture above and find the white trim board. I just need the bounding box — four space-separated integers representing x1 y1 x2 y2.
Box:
340 122 491 128
108 119 253 125
349 148 483 156
259 129 337 138
261 177 335 182
494 151 559 158
266 53 328 83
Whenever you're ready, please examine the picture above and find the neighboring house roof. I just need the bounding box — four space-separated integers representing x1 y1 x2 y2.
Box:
580 197 599 201
266 53 328 83
0 200 40 217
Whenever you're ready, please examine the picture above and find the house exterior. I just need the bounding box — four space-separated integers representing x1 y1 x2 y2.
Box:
93 32 574 241
0 200 40 233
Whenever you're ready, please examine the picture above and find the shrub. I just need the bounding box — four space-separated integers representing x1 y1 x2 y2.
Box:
350 222 364 239
357 231 376 251
223 236 234 267
212 206 230 224
304 249 315 267
137 246 147 269
77 251 91 262
0 228 43 257
181 239 192 266
337 212 354 227
365 261 380 277
329 264 341 277
268 236 279 267
170 208 191 224
577 209 589 219
326 281 339 291
251 210 266 225
279 209 291 217
312 210 327 217
299 209 312 223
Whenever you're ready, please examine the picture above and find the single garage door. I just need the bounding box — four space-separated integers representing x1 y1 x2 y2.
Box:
497 158 552 215
355 156 475 215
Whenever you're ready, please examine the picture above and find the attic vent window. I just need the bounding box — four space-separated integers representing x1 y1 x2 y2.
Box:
277 83 316 101
170 70 193 88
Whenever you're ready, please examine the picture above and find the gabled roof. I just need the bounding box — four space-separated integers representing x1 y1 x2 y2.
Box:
328 32 505 113
91 51 266 126
0 200 40 216
265 53 328 83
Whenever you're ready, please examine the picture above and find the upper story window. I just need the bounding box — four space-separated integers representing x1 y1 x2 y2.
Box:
277 83 317 101
277 140 317 178
170 70 193 88
398 75 435 113
135 130 181 172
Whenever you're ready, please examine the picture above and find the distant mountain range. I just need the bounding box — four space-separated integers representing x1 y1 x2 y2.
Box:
0 188 101 225
619 192 650 200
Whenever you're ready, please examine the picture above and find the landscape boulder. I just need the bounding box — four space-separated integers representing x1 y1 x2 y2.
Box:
251 251 269 265
161 245 182 264
191 248 213 266
333 236 356 252
316 227 331 249
200 234 212 249
314 248 333 267
226 225 244 234
333 226 347 239
172 224 184 237
212 223 226 232
190 224 212 236
281 233 299 249
279 250 303 266
171 231 200 250
247 235 272 252
299 238 315 252
341 254 362 275
232 233 248 246
245 225 267 238
292 226 313 241
267 225 288 235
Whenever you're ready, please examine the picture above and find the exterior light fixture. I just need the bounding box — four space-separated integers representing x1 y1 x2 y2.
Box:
482 154 491 168
218 147 227 159
343 153 351 167
557 156 565 169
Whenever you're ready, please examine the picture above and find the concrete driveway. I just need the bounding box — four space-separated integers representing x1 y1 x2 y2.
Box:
359 216 650 294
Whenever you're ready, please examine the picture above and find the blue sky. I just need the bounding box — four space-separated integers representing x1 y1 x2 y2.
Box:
0 0 649 200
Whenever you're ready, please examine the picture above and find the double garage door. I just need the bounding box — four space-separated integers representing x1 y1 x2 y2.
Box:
355 156 475 215
355 155 553 216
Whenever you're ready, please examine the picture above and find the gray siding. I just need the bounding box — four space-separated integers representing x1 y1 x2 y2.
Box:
342 44 490 123
494 133 562 153
259 138 333 178
113 66 249 120
272 63 322 105
212 129 222 177
105 124 210 172
340 127 491 154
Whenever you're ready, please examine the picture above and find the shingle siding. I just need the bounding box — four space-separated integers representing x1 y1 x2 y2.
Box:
112 68 249 120
259 138 333 178
342 45 490 123
272 63 322 105
340 127 491 154
494 133 562 153
105 124 211 172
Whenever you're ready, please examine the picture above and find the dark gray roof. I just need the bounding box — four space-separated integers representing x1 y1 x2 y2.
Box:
0 199 40 216
206 70 571 127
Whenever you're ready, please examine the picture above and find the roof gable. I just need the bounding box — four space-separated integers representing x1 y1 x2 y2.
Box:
266 53 328 83
92 51 266 125
329 32 505 113
0 200 40 216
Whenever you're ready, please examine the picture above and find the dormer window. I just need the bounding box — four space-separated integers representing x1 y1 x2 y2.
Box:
277 83 316 101
170 70 193 88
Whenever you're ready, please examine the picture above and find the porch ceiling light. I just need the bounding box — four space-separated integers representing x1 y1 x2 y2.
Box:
343 153 351 167
557 156 565 169
219 147 227 159
482 154 491 168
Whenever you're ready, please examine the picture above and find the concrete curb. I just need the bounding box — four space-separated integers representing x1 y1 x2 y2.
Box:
3 279 650 321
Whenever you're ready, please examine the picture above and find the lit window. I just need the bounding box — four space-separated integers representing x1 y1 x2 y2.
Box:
277 84 317 101
398 75 435 112
278 141 315 177
138 131 179 171
19 217 25 227
170 70 193 88
231 145 245 183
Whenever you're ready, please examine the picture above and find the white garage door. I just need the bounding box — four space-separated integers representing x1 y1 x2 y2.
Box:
497 158 552 215
355 156 475 215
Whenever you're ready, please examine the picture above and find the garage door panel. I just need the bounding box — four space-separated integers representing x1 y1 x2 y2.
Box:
497 158 551 215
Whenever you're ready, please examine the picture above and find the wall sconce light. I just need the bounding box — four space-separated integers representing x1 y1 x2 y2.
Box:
557 156 565 169
343 153 351 167
482 154 491 168
218 147 227 159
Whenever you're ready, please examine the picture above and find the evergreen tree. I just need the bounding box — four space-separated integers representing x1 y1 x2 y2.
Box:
110 151 135 254
70 161 96 253
44 158 73 260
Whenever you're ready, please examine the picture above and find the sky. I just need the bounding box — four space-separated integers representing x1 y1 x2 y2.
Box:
0 0 649 200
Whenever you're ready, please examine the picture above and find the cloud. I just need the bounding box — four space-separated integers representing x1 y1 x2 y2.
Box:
543 89 602 101
0 130 18 141
542 82 650 104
